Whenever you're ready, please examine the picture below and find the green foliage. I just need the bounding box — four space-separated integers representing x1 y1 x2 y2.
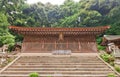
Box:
0 12 15 48
0 13 9 29
0 0 119 28
109 62 114 66
61 0 78 17
107 23 120 35
114 65 120 73
8 44 15 52
1 34 15 45
60 13 80 27
7 57 13 63
29 72 39 77
107 73 115 77
100 53 115 63
96 37 105 51
108 7 120 24
97 45 105 50
81 11 102 27
96 37 102 44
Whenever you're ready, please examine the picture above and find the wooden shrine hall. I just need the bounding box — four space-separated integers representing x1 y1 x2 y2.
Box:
9 26 110 53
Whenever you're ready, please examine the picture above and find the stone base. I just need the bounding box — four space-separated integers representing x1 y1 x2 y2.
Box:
115 57 120 65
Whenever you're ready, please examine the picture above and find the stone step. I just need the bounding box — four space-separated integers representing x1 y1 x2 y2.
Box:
18 58 100 60
9 65 108 68
17 57 100 61
13 63 104 65
1 56 119 77
17 58 100 60
2 71 114 74
6 68 111 71
19 56 98 58
17 58 101 60
0 74 117 77
17 59 100 61
17 59 100 62
15 60 103 63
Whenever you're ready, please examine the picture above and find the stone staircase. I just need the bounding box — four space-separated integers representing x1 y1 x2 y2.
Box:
0 55 119 77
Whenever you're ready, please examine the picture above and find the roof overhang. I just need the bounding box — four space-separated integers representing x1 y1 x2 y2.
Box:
9 26 110 35
104 35 120 41
101 35 120 46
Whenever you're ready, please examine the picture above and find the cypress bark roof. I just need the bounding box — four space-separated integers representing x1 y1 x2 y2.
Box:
9 26 110 35
104 35 120 41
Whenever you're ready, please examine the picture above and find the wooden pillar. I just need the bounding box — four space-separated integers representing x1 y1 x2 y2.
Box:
78 41 81 51
67 40 68 49
42 40 44 49
55 41 56 50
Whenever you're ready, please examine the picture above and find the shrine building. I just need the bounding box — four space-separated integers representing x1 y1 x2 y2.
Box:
9 26 110 53
101 35 120 48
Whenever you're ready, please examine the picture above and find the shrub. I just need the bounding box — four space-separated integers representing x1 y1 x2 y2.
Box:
97 45 105 50
109 62 115 66
114 65 120 73
100 53 115 63
107 73 115 77
8 44 14 52
29 72 39 77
